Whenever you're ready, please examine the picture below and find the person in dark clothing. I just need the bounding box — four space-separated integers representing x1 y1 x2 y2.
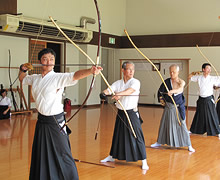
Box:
189 63 220 137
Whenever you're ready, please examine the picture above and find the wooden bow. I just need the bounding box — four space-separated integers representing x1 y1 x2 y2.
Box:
124 29 181 126
60 0 101 130
49 17 137 138
8 49 19 112
196 45 219 77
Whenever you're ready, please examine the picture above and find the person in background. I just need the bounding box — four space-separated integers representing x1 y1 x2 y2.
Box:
189 63 220 137
100 61 149 170
151 64 195 152
0 89 11 120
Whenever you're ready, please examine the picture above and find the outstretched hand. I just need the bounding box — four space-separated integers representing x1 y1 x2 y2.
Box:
20 63 33 73
191 71 201 76
91 66 103 75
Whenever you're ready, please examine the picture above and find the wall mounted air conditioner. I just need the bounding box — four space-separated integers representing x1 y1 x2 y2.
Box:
0 14 93 42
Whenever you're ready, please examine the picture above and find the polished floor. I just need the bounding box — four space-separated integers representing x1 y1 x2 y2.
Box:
0 105 220 180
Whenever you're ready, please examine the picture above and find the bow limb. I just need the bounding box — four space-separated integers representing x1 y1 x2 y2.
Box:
8 49 18 112
61 0 102 129
196 45 220 103
94 0 101 66
50 16 137 138
196 45 219 77
93 0 137 140
124 29 181 126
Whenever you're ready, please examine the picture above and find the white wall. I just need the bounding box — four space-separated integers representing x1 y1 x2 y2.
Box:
17 0 126 36
82 44 101 106
64 43 80 105
63 44 101 106
0 35 29 110
126 0 220 35
17 0 220 36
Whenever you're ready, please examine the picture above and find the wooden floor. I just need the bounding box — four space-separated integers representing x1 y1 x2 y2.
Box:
0 104 220 180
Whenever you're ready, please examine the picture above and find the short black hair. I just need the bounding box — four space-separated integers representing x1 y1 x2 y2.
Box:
38 48 56 60
0 89 6 96
202 63 211 70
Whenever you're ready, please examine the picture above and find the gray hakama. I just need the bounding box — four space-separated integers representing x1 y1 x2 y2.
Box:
157 102 191 147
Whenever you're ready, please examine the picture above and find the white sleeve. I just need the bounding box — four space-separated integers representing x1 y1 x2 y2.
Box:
55 72 78 88
22 75 34 85
7 97 11 107
213 76 220 86
130 79 140 92
191 75 199 82
107 81 119 95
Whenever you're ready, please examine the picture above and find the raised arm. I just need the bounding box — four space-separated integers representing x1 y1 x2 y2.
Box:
73 66 102 81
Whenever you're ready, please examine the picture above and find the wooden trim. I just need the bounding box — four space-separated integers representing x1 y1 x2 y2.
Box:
0 0 17 15
0 67 19 69
120 58 191 61
90 32 121 48
2 28 220 48
64 42 66 73
186 60 190 123
187 106 196 110
120 60 122 79
121 32 220 48
28 38 31 109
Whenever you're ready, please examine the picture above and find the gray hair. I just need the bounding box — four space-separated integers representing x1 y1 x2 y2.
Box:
122 61 135 70
169 64 180 72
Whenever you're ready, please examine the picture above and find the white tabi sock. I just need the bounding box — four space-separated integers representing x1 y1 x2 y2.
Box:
100 155 115 163
188 145 195 152
142 159 149 170
150 142 161 148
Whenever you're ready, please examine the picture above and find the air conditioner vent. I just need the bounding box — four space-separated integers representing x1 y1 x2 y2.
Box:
17 21 43 34
0 14 93 42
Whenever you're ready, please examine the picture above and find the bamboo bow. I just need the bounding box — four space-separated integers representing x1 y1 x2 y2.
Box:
49 16 137 138
124 29 181 126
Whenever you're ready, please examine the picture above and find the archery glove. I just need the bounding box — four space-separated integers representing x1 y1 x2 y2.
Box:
99 92 107 101
20 63 33 73
20 64 27 73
